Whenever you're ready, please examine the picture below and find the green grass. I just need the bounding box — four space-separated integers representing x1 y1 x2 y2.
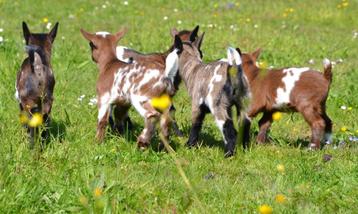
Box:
0 0 358 213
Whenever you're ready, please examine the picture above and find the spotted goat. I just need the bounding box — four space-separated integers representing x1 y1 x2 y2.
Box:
175 32 250 157
240 49 333 149
114 26 204 137
80 28 183 148
15 22 59 147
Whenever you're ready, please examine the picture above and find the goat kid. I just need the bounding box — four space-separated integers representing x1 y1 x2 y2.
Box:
241 49 333 149
15 22 58 148
114 26 204 137
80 29 183 148
175 33 249 157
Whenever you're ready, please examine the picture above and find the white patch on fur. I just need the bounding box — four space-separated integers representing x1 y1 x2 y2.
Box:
227 47 242 66
219 58 228 63
134 69 160 92
131 94 149 116
116 46 132 63
96 31 110 38
164 48 179 82
206 65 222 110
274 67 309 107
98 93 110 121
15 82 19 101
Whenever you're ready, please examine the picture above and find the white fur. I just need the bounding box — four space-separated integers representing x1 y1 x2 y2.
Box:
219 58 228 63
215 119 226 144
15 82 19 101
206 65 222 110
131 94 149 117
98 93 110 121
274 67 309 107
324 133 332 144
96 31 110 38
164 48 179 82
116 46 132 63
323 58 331 69
227 47 242 66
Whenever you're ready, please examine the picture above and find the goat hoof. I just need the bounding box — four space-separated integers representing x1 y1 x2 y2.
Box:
224 150 234 158
137 141 150 150
186 140 197 148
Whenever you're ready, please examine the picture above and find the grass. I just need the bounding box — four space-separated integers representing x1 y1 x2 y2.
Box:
0 0 358 213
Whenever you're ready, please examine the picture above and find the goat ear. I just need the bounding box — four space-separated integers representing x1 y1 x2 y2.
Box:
252 48 261 60
80 29 95 42
48 22 59 43
170 28 179 37
22 21 31 44
189 25 199 43
193 32 205 49
114 28 127 43
174 35 183 53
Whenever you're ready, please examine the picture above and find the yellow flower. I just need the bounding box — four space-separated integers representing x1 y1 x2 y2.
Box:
151 94 171 111
337 4 342 9
28 113 43 127
94 187 102 198
79 195 88 206
282 12 288 18
246 18 251 23
272 112 282 121
289 8 294 13
258 61 268 69
275 194 286 203
355 129 358 134
259 204 273 214
340 126 347 132
342 2 349 7
347 107 352 111
277 164 285 173
42 17 49 23
19 112 29 125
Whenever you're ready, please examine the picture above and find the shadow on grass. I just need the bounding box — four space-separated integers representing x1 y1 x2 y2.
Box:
48 119 67 142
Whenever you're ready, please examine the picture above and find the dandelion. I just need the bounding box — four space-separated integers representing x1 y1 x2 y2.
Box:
276 164 285 173
258 61 268 69
93 187 102 198
355 129 358 134
42 17 49 23
177 20 182 25
258 204 273 214
79 195 88 206
340 126 347 132
348 107 352 111
275 194 286 203
28 113 43 127
289 8 294 13
246 18 251 23
151 94 171 111
163 16 168 20
282 12 288 17
272 112 282 121
342 2 349 7
19 112 29 125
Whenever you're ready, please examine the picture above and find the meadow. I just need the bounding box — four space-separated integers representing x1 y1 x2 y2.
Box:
0 0 358 213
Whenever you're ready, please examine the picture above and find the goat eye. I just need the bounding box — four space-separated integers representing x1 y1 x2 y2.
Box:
89 42 97 50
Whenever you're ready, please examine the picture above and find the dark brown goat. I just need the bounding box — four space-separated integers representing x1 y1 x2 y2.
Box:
241 49 333 149
15 22 58 147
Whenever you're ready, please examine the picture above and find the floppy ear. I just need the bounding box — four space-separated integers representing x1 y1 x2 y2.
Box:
252 48 261 60
80 29 95 42
170 28 179 37
48 22 59 43
189 25 199 43
193 32 205 49
174 35 183 53
114 28 127 43
22 21 31 44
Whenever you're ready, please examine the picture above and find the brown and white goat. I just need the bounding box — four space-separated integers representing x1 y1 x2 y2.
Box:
15 22 58 147
80 29 183 148
241 49 333 149
114 26 204 137
175 32 249 157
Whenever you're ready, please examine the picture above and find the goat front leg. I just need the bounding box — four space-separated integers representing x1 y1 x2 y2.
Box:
186 105 207 148
257 112 273 144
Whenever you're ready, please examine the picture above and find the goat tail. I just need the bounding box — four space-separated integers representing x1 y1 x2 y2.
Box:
323 58 332 84
163 47 180 96
25 45 46 74
227 47 249 98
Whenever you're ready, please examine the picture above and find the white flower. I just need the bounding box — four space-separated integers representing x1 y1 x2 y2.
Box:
353 31 358 39
46 22 52 30
78 95 85 101
102 4 107 8
0 36 3 43
61 36 65 40
173 8 178 12
0 28 3 32
308 59 315 64
163 16 168 20
123 1 128 5
88 97 98 106
340 105 347 110
208 24 213 28
337 58 343 64
230 25 234 29
177 20 182 25
68 14 75 19
254 24 259 28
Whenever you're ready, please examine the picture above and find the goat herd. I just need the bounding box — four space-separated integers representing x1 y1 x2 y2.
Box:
15 22 333 157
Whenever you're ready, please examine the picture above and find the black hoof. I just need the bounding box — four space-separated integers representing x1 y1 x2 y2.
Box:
224 150 234 158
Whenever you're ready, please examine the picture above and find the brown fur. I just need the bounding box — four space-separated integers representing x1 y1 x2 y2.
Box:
241 49 333 149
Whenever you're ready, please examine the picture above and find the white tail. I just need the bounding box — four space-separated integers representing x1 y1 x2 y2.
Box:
164 48 179 82
227 47 242 66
